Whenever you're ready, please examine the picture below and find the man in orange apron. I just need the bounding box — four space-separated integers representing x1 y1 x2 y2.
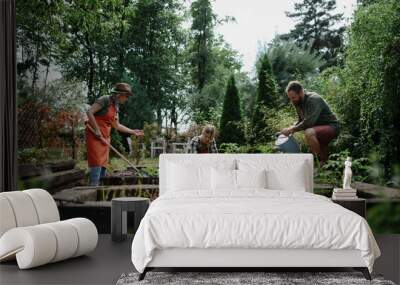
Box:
86 83 144 186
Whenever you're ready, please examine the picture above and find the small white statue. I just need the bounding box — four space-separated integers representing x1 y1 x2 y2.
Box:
342 157 353 190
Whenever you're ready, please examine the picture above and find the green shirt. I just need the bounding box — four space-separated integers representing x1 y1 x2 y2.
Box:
293 91 339 133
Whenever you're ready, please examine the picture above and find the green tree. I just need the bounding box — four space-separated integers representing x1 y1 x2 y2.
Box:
189 0 217 92
341 0 400 176
250 54 278 143
190 39 242 124
265 37 324 95
235 71 257 122
219 75 244 144
16 0 64 95
283 0 345 67
57 0 125 103
127 0 187 130
188 1 239 123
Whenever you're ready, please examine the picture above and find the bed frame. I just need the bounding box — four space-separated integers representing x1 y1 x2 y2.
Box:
139 248 371 280
138 154 372 281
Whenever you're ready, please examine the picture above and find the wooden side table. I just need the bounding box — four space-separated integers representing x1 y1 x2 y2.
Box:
331 198 366 218
111 197 150 242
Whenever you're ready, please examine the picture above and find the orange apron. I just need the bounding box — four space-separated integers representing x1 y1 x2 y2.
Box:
86 101 117 167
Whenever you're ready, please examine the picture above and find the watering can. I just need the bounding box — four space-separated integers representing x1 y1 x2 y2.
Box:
274 133 301 153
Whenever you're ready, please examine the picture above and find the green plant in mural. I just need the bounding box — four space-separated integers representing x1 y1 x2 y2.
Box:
314 150 371 186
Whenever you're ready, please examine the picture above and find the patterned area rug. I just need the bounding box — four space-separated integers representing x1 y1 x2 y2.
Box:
116 271 395 285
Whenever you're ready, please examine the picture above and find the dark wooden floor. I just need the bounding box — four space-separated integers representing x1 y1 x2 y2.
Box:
0 235 134 285
0 235 399 285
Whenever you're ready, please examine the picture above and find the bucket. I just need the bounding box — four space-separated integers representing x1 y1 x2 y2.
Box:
275 134 301 153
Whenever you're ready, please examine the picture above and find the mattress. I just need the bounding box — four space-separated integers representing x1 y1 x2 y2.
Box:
131 189 380 273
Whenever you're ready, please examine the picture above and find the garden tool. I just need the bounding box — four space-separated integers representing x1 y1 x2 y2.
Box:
86 124 140 173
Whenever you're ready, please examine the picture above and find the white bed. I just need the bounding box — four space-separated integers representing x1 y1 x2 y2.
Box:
131 154 380 280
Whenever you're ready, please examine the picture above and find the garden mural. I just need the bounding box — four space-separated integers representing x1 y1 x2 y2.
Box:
16 0 400 233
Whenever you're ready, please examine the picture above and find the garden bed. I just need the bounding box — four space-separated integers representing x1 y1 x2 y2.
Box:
101 167 158 186
18 160 85 193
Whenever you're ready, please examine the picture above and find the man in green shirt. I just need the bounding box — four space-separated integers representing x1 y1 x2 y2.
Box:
281 81 339 164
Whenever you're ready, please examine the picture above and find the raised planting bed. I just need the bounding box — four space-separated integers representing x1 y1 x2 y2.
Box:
18 160 86 193
101 168 158 186
18 160 76 179
54 185 159 203
20 169 86 194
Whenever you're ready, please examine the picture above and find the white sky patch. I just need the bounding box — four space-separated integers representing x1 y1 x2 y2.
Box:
212 0 358 74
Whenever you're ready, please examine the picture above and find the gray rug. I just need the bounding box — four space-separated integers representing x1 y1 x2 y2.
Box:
116 271 396 285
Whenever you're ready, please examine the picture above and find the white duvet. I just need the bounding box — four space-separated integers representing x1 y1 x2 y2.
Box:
131 189 380 273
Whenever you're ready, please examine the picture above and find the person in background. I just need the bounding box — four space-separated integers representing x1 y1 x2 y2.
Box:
86 83 144 186
280 81 339 164
188 125 218 153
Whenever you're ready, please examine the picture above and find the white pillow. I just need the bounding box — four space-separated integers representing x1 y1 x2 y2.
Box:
266 162 307 191
211 168 237 190
165 158 237 193
236 169 267 189
167 162 211 191
237 159 308 191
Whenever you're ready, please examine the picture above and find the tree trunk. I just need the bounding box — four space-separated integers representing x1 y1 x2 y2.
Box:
157 108 162 133
71 122 76 160
43 63 50 92
31 42 39 96
85 33 95 104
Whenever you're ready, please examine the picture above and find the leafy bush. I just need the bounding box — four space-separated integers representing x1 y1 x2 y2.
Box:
110 130 127 157
130 135 145 165
142 122 159 151
219 143 276 154
340 0 400 177
143 166 158 177
315 150 371 186
219 143 241 154
308 0 400 180
240 144 276 154
18 148 49 164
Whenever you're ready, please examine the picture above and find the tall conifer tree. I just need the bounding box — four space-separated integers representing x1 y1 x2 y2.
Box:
283 0 345 67
250 54 278 143
219 75 243 144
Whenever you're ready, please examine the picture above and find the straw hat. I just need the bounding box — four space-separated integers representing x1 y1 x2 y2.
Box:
111 83 133 96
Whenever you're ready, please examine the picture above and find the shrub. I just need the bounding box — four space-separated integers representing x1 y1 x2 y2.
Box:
219 75 244 144
341 0 400 177
18 148 49 164
219 143 241 154
315 150 371 186
250 54 279 143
